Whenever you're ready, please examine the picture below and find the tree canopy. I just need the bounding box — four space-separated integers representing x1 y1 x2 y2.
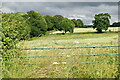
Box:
71 19 84 28
53 15 64 30
92 13 111 33
44 15 54 31
26 10 48 37
71 19 77 27
76 19 84 28
57 18 75 33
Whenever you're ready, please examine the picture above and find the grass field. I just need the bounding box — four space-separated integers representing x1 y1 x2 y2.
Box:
52 27 118 34
3 27 119 78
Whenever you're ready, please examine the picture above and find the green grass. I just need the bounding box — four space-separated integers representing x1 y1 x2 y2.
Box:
27 37 39 41
52 27 118 34
22 47 118 78
3 27 119 78
18 32 118 48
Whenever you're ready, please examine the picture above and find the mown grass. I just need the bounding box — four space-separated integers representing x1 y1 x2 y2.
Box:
3 28 119 78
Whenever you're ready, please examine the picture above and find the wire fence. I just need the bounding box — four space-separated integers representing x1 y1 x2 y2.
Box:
24 53 120 58
22 45 120 50
21 45 120 65
26 61 119 65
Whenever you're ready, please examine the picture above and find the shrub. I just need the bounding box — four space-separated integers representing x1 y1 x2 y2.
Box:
2 13 31 61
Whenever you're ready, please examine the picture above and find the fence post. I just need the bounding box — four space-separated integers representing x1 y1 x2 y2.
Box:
93 47 96 62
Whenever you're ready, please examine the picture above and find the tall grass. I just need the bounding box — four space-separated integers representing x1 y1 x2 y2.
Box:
23 47 118 78
3 29 119 78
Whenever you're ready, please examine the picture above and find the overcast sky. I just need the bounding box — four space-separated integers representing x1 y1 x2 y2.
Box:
1 2 119 25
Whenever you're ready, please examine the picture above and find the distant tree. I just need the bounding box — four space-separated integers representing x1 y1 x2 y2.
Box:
57 18 75 34
71 19 77 27
71 19 84 28
76 19 84 28
27 10 48 37
112 22 120 27
44 15 54 31
92 13 111 33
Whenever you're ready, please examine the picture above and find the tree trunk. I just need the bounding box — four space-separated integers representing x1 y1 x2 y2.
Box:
97 29 102 33
64 30 67 34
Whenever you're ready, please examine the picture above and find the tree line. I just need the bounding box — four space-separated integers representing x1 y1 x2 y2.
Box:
111 22 120 27
25 10 85 37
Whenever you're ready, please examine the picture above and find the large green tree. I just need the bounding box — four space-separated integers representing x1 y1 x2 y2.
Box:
53 15 64 30
44 15 54 31
26 10 48 37
57 18 75 33
92 13 111 33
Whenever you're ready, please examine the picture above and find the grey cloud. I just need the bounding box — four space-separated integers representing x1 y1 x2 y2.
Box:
2 2 118 25
2 0 120 2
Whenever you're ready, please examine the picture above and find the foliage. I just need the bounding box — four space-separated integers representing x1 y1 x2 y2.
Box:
2 13 30 49
76 19 84 28
71 19 77 27
71 19 84 28
44 15 54 31
26 10 48 37
84 25 93 28
112 22 120 27
57 18 75 33
2 13 31 61
92 13 111 33
53 15 64 29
